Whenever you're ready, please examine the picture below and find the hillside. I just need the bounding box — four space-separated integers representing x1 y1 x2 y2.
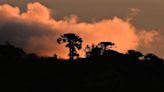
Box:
0 44 164 92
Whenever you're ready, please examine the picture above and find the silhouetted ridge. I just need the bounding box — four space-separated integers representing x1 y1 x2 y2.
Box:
0 43 26 62
0 41 164 92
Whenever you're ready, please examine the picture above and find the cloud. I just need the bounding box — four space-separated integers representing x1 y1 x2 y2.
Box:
0 2 160 58
138 30 159 48
126 8 140 22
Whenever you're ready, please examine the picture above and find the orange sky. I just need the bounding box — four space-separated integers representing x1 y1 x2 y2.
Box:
0 2 162 58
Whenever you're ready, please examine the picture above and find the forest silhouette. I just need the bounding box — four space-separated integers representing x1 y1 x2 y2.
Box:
0 33 164 92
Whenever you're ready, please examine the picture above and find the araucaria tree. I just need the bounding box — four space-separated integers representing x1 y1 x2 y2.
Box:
84 42 115 58
57 33 82 61
98 42 115 54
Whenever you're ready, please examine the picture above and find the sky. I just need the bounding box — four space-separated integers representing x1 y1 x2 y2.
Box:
0 0 163 58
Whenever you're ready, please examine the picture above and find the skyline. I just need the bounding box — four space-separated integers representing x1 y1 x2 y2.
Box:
0 1 163 58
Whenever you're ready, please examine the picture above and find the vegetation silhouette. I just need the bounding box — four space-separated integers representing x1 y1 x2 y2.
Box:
0 35 164 92
127 50 143 59
57 33 82 61
85 41 115 57
98 42 115 51
85 44 102 57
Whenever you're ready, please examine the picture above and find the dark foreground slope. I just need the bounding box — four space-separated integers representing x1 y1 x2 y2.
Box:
0 45 164 92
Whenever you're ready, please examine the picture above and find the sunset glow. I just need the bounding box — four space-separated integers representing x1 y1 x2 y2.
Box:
0 2 161 58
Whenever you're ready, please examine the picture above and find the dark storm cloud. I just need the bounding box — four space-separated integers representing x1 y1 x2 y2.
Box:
0 20 59 55
0 22 53 46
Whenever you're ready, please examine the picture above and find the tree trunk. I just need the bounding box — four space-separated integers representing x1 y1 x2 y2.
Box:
69 43 73 62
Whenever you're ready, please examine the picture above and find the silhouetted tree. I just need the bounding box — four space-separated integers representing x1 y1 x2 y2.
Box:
85 42 115 57
143 53 163 64
84 44 102 57
127 50 143 59
98 42 115 54
53 54 57 59
57 33 82 61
